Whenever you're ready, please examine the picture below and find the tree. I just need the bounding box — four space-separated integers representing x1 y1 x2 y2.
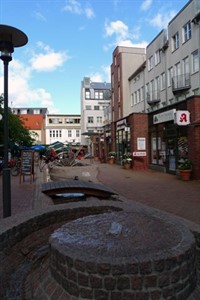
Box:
0 95 34 148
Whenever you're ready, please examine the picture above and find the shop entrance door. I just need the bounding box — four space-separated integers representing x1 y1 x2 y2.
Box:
166 138 177 174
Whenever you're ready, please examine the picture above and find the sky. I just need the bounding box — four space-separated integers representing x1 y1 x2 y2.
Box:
0 0 189 114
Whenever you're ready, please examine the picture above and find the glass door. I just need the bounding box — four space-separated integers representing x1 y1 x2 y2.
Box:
166 138 176 173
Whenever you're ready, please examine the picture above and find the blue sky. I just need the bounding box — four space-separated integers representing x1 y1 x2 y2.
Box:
0 0 189 114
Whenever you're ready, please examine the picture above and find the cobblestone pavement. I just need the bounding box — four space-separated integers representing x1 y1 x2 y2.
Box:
0 161 200 299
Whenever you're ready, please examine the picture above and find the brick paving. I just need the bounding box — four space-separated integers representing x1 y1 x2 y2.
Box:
0 161 200 299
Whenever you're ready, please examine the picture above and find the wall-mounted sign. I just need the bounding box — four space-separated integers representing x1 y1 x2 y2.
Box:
116 118 127 130
133 152 147 157
153 109 176 124
174 110 190 125
137 137 146 150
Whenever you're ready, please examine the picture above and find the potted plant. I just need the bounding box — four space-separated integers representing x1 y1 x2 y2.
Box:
122 152 132 169
108 152 116 164
178 158 192 181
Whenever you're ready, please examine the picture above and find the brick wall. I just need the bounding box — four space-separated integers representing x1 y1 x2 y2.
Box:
187 97 200 180
129 113 148 170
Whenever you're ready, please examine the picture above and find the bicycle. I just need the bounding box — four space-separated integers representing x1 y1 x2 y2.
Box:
11 158 21 176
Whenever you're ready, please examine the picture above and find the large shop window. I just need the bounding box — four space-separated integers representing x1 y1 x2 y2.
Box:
150 124 188 170
116 129 131 161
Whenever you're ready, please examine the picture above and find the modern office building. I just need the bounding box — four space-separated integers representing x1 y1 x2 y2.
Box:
80 77 111 157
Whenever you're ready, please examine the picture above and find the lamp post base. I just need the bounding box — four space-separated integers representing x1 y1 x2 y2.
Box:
3 168 11 217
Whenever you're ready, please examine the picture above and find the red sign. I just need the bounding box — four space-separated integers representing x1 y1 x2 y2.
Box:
175 111 190 125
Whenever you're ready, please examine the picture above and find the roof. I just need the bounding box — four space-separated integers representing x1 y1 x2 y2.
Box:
19 114 44 130
90 82 111 90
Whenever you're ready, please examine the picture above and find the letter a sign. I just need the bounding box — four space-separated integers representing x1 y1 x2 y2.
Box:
175 110 190 125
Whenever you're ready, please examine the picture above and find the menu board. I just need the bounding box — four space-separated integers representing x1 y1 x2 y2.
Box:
20 150 34 183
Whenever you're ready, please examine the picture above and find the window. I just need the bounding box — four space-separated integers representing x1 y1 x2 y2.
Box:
95 91 103 99
137 89 141 103
49 118 62 124
155 50 161 65
65 118 74 123
88 116 93 123
146 83 150 101
174 62 181 88
150 80 154 101
131 93 134 107
68 130 72 137
183 56 189 75
94 106 99 110
172 32 179 51
97 116 102 123
141 86 144 102
117 66 120 82
76 130 80 137
160 72 166 90
85 89 90 99
134 91 137 105
33 109 40 114
85 105 91 110
183 21 191 43
192 50 199 73
155 76 160 97
168 67 173 87
148 56 153 71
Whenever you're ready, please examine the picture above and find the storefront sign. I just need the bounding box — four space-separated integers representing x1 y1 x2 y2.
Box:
133 152 147 156
153 109 176 124
117 119 127 130
174 111 190 125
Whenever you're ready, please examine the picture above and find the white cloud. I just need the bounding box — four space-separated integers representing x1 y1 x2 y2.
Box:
149 10 177 29
30 42 70 72
0 44 64 113
105 20 129 40
141 0 152 11
85 7 95 19
104 20 147 51
63 0 95 19
64 0 82 14
32 11 47 22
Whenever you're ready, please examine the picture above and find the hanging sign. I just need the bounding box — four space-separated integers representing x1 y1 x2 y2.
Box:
174 111 190 125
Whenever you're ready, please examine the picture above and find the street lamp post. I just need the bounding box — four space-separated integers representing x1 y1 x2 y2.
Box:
0 25 28 218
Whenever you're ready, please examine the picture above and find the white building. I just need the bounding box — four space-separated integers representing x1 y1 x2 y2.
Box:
45 114 81 145
80 77 111 150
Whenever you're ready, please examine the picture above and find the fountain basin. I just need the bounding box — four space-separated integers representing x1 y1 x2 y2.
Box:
49 211 196 299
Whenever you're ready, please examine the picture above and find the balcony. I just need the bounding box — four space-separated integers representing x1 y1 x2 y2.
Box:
147 90 161 106
172 73 191 94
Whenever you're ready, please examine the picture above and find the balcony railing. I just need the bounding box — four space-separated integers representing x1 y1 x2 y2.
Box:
147 90 160 105
172 73 191 94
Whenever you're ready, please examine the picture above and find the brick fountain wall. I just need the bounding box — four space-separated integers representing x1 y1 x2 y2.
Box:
49 211 196 299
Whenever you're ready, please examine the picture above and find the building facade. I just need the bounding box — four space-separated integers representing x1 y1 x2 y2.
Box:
80 77 111 157
45 114 81 145
12 107 48 145
119 0 200 178
111 46 146 165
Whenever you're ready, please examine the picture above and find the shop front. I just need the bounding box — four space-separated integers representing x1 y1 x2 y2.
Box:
149 107 189 175
115 118 131 163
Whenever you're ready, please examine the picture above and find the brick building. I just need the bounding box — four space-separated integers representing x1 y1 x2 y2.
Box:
110 0 200 179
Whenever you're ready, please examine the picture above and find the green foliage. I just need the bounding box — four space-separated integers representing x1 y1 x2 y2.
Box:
122 152 132 164
0 98 34 147
108 151 116 158
178 159 192 170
